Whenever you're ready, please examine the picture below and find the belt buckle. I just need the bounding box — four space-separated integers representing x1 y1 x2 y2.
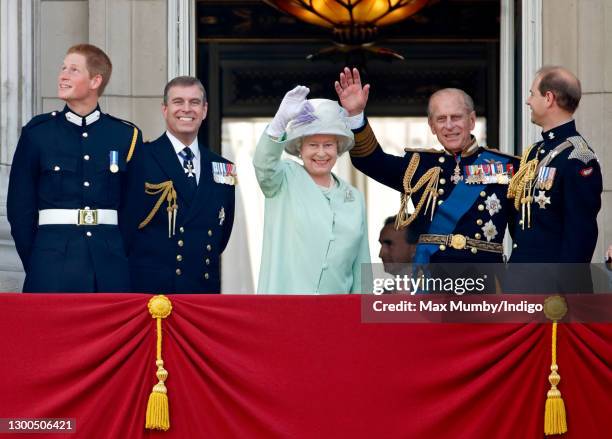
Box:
449 234 467 250
78 209 98 225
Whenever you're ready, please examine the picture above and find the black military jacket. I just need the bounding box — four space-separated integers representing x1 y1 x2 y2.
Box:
7 105 143 292
509 120 602 263
122 133 235 294
351 121 520 264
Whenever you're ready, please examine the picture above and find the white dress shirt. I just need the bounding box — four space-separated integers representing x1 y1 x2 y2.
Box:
165 131 201 183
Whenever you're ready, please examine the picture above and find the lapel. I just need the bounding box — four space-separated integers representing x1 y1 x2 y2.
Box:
185 145 214 223
149 134 196 206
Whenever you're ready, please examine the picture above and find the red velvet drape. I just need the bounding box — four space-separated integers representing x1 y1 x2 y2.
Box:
1 294 610 438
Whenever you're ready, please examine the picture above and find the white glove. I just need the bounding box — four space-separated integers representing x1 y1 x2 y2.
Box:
267 85 310 138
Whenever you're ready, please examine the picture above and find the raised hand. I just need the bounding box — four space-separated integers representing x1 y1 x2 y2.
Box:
334 67 370 116
268 85 310 138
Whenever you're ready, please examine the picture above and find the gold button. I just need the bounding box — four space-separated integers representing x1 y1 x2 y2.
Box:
176 255 182 261
519 220 524 225
206 244 212 251
439 244 446 251
471 248 478 254
205 258 210 265
204 273 209 280
439 178 446 185
179 227 185 233
478 204 484 211
175 269 182 275
178 240 184 247
438 157 445 163
513 243 518 249
480 191 486 197
437 200 443 206
208 229 212 236
438 188 444 195
86 231 92 237
475 233 482 239
476 219 483 226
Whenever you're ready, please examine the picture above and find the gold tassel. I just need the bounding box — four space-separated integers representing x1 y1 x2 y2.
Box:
543 296 568 436
145 295 173 431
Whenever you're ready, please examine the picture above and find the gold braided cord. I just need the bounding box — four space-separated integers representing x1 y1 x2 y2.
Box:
395 153 441 229
508 144 539 227
508 144 537 210
138 181 178 237
126 127 139 162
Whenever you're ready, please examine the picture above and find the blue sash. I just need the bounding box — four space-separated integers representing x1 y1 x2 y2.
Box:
413 151 509 264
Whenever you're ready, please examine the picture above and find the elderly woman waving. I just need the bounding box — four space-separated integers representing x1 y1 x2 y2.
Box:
253 86 370 294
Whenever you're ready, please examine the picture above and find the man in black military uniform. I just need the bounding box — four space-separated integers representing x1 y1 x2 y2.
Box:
334 68 519 267
7 44 143 292
508 66 602 263
123 76 235 294
506 67 602 293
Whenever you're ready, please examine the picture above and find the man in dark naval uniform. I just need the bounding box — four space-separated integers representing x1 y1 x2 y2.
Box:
7 44 143 292
334 68 520 267
506 67 602 293
508 66 602 263
123 77 235 294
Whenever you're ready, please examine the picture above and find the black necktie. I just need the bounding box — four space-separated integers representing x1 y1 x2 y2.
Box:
178 147 197 194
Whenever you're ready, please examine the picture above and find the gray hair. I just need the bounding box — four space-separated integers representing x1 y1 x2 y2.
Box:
427 88 475 117
163 76 207 105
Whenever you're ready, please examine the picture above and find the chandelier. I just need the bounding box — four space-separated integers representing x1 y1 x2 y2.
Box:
266 0 430 58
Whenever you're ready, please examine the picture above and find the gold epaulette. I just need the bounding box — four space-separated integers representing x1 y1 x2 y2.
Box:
350 123 378 158
482 146 520 160
403 146 444 154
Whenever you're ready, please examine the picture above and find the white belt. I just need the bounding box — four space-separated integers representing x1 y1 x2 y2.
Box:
38 209 118 226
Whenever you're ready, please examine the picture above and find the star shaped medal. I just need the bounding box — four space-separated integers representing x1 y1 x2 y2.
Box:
481 220 498 242
484 193 502 216
534 190 551 209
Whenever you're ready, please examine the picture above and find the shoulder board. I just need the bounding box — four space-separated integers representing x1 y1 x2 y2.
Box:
104 113 139 130
481 146 520 160
403 146 444 154
24 111 59 129
567 135 598 164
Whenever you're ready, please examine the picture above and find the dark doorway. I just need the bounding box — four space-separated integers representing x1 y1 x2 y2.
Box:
197 0 501 151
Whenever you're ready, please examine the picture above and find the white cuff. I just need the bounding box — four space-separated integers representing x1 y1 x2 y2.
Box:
347 112 365 130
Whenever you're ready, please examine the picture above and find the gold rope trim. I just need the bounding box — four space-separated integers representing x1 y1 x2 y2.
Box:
507 144 538 228
395 153 441 230
138 181 178 238
543 296 568 436
126 127 139 162
350 123 378 158
145 295 173 431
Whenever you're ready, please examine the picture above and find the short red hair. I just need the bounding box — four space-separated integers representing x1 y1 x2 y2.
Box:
66 44 112 96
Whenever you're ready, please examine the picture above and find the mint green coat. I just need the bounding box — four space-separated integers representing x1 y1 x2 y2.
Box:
253 133 370 294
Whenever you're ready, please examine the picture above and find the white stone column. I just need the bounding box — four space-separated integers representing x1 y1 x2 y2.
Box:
0 0 35 291
89 0 168 140
542 0 612 262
